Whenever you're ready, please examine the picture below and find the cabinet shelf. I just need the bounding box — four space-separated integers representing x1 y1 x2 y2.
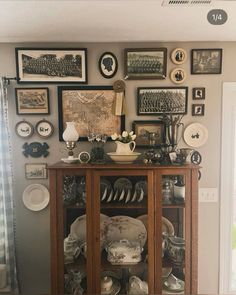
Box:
101 203 146 209
162 204 185 209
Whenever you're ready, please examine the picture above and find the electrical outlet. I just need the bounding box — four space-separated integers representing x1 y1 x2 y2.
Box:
199 188 218 202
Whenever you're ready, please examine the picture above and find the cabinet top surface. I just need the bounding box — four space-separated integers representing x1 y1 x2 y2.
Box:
48 161 200 170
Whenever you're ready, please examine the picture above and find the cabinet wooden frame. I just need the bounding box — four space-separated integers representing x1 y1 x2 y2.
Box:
48 163 199 295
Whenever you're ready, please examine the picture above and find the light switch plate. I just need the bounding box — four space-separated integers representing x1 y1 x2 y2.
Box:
199 187 218 202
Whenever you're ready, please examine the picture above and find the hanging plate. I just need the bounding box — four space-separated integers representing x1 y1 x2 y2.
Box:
22 184 50 211
183 123 208 148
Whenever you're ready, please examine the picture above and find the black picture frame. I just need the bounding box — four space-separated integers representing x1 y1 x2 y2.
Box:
15 87 50 115
137 86 188 115
124 48 167 80
192 87 205 100
99 52 118 79
132 120 165 148
192 104 205 116
58 85 125 141
15 47 88 83
191 48 222 74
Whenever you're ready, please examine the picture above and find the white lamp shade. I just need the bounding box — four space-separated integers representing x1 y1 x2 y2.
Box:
62 122 79 141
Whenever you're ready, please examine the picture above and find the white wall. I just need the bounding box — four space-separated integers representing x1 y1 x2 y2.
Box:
0 41 229 294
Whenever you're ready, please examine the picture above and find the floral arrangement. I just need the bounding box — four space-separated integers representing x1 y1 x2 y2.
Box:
111 131 136 143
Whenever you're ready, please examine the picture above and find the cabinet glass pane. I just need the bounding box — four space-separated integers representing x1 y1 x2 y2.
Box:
63 175 87 295
162 174 185 294
99 175 149 294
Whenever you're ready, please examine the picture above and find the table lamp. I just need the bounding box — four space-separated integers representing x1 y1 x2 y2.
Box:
62 122 79 160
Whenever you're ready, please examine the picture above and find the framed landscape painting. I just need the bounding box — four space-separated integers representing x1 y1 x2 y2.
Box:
15 48 87 83
58 86 125 141
137 87 188 115
124 48 167 80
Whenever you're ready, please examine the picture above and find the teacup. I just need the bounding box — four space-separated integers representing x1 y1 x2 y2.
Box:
101 276 113 293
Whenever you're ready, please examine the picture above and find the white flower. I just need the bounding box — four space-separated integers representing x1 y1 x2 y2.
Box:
129 131 134 136
131 134 136 140
111 133 118 140
122 131 128 138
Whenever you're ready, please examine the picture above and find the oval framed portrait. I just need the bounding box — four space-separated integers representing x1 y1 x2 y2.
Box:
15 120 34 138
171 48 187 65
170 68 187 84
99 52 118 79
35 119 54 138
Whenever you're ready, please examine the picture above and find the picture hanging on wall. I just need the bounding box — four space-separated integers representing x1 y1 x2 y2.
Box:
25 163 47 179
137 87 188 115
99 52 118 79
192 103 205 116
191 48 222 74
58 85 125 141
124 48 167 80
15 48 87 83
192 87 205 100
15 88 50 115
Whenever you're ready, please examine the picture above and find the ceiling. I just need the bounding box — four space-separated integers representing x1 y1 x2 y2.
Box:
1 0 236 43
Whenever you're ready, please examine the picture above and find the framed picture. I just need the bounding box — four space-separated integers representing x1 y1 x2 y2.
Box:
124 48 167 80
132 120 165 148
170 68 187 84
192 87 205 100
25 163 47 179
15 120 34 138
15 48 87 83
191 48 222 74
15 88 50 115
171 48 187 65
58 86 125 141
99 52 118 79
192 104 205 116
35 119 54 138
137 87 188 115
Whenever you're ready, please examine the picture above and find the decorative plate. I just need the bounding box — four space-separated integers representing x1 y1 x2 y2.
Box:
61 158 80 164
137 215 174 236
103 215 147 247
35 119 54 138
23 142 49 158
100 179 112 201
99 52 118 79
171 48 187 65
183 123 208 148
15 120 34 138
170 68 186 84
22 184 50 211
78 151 91 163
135 181 147 197
191 150 202 165
113 178 133 192
70 214 109 246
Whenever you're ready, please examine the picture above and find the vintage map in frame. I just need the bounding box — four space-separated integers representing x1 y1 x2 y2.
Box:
58 86 125 141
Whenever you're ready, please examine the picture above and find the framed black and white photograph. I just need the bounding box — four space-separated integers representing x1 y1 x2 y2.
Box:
15 120 34 138
15 48 87 83
124 48 167 80
192 104 205 116
171 48 187 65
25 163 47 179
137 87 188 115
35 119 54 138
15 88 50 115
191 48 222 74
170 68 187 84
132 120 165 148
58 85 125 141
193 87 205 100
99 52 118 79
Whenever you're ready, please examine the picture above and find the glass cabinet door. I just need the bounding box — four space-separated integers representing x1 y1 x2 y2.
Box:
160 170 190 295
93 170 154 295
62 172 90 295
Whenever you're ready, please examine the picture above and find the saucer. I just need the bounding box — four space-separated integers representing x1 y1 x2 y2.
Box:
101 278 121 295
61 158 80 164
163 274 185 292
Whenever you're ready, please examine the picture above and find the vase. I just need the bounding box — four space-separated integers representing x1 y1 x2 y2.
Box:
115 141 136 154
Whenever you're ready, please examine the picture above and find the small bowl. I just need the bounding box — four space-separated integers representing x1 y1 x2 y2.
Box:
107 152 141 164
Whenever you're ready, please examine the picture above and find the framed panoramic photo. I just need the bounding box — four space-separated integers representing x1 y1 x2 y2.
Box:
191 48 222 74
99 52 118 79
124 48 167 80
25 163 47 179
58 86 125 141
15 48 87 83
137 87 188 115
132 120 165 148
15 88 50 115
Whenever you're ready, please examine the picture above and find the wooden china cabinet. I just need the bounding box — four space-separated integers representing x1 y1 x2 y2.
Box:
48 162 199 295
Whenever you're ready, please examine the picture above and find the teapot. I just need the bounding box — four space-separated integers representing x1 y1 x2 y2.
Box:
105 239 143 265
128 276 148 294
167 236 185 264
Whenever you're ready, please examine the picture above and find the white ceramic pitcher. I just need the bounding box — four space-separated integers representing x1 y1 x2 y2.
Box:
115 141 136 154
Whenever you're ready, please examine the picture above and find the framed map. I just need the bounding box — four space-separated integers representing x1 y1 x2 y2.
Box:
58 86 125 141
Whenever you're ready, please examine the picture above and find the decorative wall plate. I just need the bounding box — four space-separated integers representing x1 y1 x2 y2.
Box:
35 119 54 138
15 120 34 138
99 52 118 79
183 123 208 148
22 184 50 211
78 151 91 163
170 68 186 84
23 142 49 157
171 48 187 65
137 215 174 236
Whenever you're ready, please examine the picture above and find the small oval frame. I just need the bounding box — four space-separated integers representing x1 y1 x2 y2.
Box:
15 120 34 138
170 68 187 84
171 48 187 65
35 119 54 139
99 52 118 79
